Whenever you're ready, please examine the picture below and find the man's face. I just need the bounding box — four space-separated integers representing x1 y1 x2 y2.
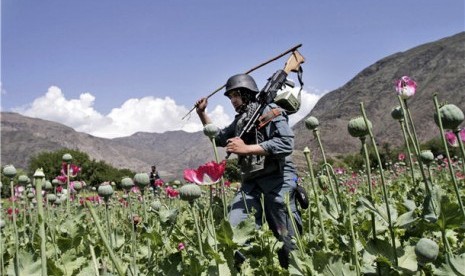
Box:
227 90 244 112
151 166 156 171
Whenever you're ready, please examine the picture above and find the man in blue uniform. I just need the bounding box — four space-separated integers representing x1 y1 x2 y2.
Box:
195 73 301 268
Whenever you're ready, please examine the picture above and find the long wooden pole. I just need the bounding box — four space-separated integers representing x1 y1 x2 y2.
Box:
181 43 302 120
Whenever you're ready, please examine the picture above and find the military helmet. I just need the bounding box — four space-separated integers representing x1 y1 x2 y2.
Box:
224 74 259 97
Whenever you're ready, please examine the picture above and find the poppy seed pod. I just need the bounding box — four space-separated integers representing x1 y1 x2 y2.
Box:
98 182 114 199
304 116 319 130
47 194 57 203
51 179 60 186
134 173 150 188
179 184 202 203
419 150 435 166
203 124 219 138
43 180 53 191
434 104 464 130
33 168 45 178
18 175 30 185
391 106 404 121
347 117 372 138
3 165 17 178
62 153 73 163
415 238 439 264
151 200 162 212
317 175 329 190
120 177 134 190
73 181 83 191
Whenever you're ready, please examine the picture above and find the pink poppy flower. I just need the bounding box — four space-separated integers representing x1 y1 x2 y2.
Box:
165 186 179 198
395 76 417 99
154 179 164 187
183 160 226 185
61 162 81 177
398 153 406 161
56 175 67 184
177 242 185 251
445 129 465 147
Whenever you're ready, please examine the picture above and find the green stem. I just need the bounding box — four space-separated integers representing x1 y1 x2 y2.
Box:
303 148 328 250
211 138 228 219
9 179 20 276
105 202 113 249
285 193 304 257
34 177 48 276
89 243 100 276
433 95 465 219
454 129 465 176
399 97 430 189
314 129 341 216
360 102 398 266
360 137 377 240
347 200 361 275
86 201 125 276
190 202 204 257
399 120 416 184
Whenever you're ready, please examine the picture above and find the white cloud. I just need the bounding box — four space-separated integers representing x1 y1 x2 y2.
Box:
12 85 319 139
12 86 231 138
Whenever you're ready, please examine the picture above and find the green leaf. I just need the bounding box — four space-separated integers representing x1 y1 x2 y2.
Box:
449 253 465 276
322 256 357 275
216 219 236 248
396 245 417 273
395 210 418 228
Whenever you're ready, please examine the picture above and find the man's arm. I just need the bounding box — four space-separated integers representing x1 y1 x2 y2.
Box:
195 98 212 126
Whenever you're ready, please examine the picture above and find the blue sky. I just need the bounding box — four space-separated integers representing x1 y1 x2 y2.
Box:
1 0 464 138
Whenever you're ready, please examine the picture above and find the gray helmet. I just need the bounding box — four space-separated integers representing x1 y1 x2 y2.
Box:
224 74 259 97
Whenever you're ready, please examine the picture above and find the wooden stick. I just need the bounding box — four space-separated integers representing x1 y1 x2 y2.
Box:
181 44 302 120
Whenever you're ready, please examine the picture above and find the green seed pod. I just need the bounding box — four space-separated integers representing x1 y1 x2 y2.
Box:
27 192 35 199
415 238 439 264
42 180 53 191
98 182 114 199
18 175 30 185
2 165 17 178
347 116 372 138
51 179 60 186
62 153 73 163
419 150 435 166
47 193 57 203
203 124 220 138
33 168 45 178
179 184 202 203
54 197 62 205
120 177 134 191
390 106 404 120
151 200 162 212
0 219 5 229
172 180 181 186
304 116 319 130
73 181 83 191
134 173 150 188
317 175 329 190
434 104 464 130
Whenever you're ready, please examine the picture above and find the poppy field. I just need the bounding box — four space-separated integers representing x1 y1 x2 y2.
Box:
1 77 465 275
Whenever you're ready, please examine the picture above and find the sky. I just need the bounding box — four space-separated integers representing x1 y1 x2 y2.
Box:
1 0 464 138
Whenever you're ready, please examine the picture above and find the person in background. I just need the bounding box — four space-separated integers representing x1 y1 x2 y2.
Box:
149 165 161 194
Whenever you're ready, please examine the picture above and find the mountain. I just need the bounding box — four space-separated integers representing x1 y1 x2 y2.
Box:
1 32 464 178
0 112 225 180
293 32 465 162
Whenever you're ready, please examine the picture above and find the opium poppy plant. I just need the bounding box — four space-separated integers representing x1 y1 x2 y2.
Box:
184 160 226 185
395 76 417 99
